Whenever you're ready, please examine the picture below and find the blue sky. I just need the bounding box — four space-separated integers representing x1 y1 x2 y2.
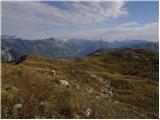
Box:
2 1 159 41
43 1 158 26
124 1 158 24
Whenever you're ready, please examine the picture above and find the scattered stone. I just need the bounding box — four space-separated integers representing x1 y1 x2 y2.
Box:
86 88 93 94
96 95 100 99
104 80 111 88
48 69 56 76
101 93 105 97
85 108 92 118
114 101 118 104
91 74 103 82
59 79 70 87
89 89 93 94
14 103 22 110
108 91 113 96
75 84 80 90
102 89 113 97
17 67 21 71
45 67 56 76
51 70 56 75
4 85 18 92
73 114 81 119
90 74 113 92
34 116 40 119
132 106 136 109
133 55 139 59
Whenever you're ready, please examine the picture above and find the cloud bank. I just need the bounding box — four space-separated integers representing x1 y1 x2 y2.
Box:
28 22 158 42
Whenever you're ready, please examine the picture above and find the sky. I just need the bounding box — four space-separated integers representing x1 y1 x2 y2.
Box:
1 1 159 41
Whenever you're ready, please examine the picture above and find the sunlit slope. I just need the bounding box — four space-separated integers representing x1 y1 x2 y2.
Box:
1 48 159 118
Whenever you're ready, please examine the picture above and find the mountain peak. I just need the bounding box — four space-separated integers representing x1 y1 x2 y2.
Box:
1 35 17 39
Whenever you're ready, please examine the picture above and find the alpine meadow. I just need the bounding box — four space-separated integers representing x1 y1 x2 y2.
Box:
1 1 159 119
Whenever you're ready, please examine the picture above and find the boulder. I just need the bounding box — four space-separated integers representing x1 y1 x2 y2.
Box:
4 85 18 92
90 74 103 82
85 108 92 118
14 103 22 110
59 80 70 87
114 101 118 104
47 69 56 76
51 70 56 75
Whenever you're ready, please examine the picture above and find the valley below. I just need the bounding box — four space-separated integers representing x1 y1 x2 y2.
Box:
1 48 159 119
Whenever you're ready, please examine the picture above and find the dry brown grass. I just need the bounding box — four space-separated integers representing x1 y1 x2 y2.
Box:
1 48 159 118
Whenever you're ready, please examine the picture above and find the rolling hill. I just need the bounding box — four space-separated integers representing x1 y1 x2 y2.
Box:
1 48 159 119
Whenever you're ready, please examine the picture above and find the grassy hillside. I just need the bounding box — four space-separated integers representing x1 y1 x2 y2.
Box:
1 48 159 118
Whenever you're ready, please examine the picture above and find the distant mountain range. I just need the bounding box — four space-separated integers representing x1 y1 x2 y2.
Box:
1 35 159 61
110 40 159 51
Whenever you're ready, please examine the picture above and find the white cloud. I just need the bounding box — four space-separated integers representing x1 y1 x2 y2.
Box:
2 1 127 36
106 22 159 41
2 1 127 24
1 1 158 42
45 22 158 42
